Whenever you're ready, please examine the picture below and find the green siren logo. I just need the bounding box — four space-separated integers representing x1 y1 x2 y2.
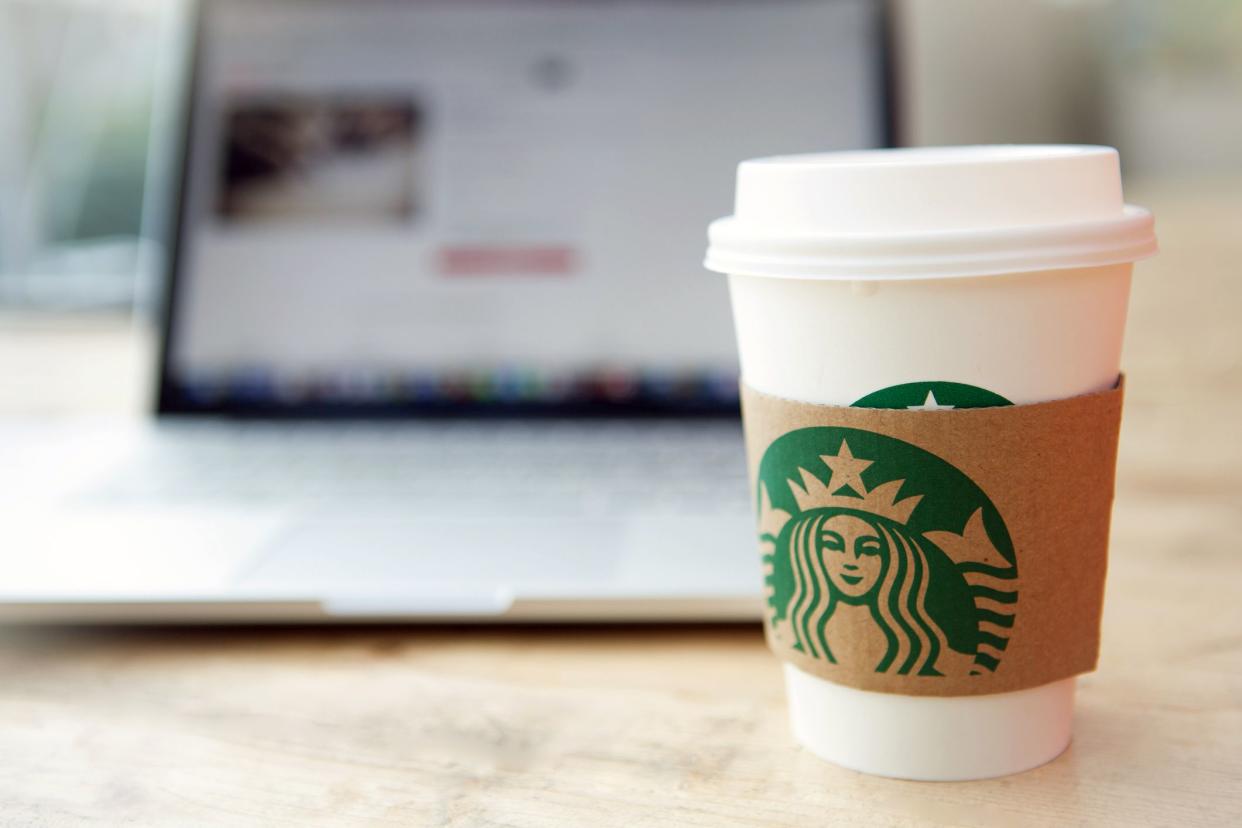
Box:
757 429 1018 677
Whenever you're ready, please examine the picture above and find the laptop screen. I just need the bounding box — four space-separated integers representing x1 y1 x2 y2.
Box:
160 0 890 416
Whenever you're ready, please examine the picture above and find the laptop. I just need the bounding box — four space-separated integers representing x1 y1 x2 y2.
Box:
0 0 891 622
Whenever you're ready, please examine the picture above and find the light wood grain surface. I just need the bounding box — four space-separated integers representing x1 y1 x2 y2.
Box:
0 181 1239 826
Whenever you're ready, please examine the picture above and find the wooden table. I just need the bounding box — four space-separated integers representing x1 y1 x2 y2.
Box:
1 181 1239 825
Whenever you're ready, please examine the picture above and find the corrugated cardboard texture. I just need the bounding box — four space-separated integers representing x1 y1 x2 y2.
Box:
741 379 1124 697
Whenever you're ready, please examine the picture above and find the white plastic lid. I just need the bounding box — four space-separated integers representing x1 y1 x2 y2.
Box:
704 145 1157 280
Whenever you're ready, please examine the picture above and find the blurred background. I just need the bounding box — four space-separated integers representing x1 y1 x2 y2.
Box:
0 0 1239 415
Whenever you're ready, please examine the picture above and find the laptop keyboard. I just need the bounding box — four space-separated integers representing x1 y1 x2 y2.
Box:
79 420 752 516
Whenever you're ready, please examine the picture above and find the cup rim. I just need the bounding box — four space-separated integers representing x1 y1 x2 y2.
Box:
706 206 1157 281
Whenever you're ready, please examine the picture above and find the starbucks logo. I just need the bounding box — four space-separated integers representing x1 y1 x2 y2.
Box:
757 384 1018 678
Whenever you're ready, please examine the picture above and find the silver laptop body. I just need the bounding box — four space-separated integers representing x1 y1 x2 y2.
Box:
0 0 890 622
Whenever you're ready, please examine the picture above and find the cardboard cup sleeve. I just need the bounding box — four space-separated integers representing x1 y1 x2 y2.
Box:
740 378 1125 697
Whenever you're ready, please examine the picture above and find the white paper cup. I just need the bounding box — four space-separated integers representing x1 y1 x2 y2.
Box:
706 146 1156 781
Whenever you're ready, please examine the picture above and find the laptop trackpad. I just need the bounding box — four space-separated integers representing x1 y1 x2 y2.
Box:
238 514 624 595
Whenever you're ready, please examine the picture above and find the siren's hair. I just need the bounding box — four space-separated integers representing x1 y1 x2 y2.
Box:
786 510 952 675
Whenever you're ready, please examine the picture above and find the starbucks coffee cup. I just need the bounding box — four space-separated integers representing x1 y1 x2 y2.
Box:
705 146 1156 781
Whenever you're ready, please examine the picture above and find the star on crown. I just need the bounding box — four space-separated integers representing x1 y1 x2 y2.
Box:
786 439 923 524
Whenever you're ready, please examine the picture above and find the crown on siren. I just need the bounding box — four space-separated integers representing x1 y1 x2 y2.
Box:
786 439 922 524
